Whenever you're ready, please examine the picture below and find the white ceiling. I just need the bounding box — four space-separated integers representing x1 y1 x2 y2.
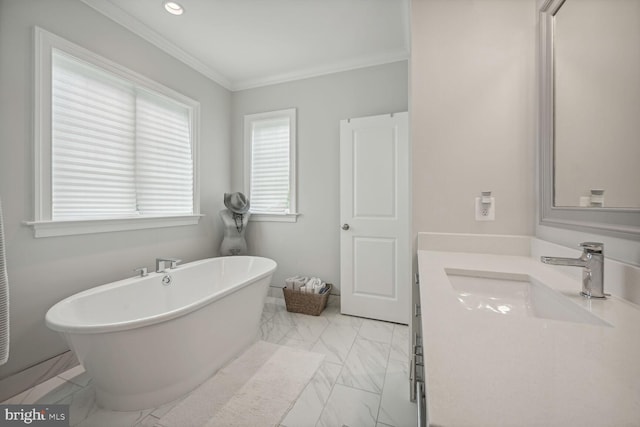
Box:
81 0 410 91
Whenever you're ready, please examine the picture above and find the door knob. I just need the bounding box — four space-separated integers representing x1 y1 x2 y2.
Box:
342 224 350 230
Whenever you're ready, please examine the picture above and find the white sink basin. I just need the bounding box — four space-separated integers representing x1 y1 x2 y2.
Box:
446 269 611 327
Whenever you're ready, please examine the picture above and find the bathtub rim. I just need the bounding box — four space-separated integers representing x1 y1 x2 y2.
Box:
45 256 276 335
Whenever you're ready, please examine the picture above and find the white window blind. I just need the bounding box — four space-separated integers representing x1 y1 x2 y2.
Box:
135 91 193 215
51 50 193 221
247 110 296 215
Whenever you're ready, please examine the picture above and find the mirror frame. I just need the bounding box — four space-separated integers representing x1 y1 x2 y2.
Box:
539 0 640 240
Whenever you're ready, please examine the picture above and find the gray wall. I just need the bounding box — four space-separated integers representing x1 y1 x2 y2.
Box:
411 0 537 237
410 0 640 267
0 0 231 379
230 61 409 291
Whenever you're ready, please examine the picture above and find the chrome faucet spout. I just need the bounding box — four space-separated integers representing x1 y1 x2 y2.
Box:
155 258 181 273
540 242 605 299
540 256 588 268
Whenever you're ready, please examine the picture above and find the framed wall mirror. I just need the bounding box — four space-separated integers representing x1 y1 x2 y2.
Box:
539 0 640 239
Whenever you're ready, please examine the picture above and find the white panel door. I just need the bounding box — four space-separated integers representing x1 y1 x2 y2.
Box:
340 112 409 324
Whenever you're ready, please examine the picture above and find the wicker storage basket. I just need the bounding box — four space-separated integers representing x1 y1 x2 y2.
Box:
282 284 332 316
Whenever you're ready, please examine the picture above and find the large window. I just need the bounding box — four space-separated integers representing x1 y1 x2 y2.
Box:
29 28 200 237
244 108 298 222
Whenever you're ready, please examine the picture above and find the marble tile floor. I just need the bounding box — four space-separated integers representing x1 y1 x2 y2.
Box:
2 293 417 427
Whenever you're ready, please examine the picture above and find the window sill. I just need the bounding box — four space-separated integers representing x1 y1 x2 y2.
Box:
248 213 300 223
24 215 203 238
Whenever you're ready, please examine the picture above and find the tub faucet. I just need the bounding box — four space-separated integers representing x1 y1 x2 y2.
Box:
540 242 606 298
134 267 148 277
155 258 181 273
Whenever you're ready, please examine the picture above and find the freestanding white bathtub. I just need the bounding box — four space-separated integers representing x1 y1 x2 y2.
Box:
45 256 276 411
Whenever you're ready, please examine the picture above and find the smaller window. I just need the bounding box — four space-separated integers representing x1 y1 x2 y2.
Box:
244 108 298 222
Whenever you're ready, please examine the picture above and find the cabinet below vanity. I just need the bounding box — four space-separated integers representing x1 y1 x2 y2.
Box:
410 272 426 427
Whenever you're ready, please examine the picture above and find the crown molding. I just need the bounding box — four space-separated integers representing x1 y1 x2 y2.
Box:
79 0 232 90
231 52 410 92
80 0 409 93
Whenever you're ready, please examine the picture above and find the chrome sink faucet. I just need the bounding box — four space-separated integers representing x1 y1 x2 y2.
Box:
155 258 181 273
541 242 606 299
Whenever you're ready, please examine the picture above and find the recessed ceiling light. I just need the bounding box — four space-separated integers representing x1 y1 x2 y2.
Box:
163 1 184 16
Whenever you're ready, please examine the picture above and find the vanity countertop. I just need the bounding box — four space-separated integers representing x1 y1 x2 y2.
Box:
418 249 640 426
